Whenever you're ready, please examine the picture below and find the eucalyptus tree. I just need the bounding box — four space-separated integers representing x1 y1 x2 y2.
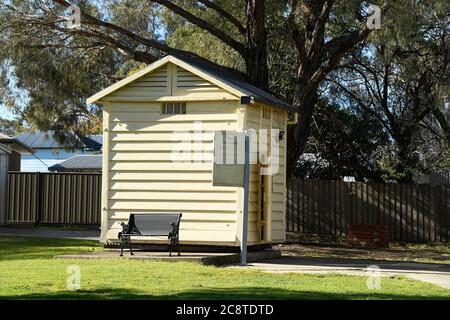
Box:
1 0 446 175
327 1 450 181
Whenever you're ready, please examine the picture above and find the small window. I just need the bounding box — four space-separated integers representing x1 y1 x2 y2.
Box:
262 106 271 119
162 102 186 115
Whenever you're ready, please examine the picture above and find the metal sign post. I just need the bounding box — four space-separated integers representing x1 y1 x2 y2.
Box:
240 133 250 265
211 131 250 265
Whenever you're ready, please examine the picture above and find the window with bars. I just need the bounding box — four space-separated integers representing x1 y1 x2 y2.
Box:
161 102 186 115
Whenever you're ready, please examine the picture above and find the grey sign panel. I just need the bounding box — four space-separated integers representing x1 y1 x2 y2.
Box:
212 131 245 187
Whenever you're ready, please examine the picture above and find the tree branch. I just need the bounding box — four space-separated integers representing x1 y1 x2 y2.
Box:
197 0 246 35
152 0 247 57
288 0 306 63
51 0 232 66
310 26 373 87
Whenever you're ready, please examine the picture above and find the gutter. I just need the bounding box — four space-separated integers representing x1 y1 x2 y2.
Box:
240 95 296 113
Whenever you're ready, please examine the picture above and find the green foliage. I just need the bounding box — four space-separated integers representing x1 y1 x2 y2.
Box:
296 101 388 181
0 118 23 136
0 0 448 179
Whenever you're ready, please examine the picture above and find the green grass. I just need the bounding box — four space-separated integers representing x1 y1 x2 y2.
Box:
0 235 449 300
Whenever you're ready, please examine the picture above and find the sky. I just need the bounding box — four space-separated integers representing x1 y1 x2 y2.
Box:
0 105 14 120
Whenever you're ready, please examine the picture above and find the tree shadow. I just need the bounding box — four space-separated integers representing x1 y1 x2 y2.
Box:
2 286 449 300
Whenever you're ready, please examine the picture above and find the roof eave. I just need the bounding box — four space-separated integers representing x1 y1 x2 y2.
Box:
241 95 296 112
0 139 34 154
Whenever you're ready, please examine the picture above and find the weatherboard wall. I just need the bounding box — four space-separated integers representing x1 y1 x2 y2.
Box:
244 105 287 245
102 100 241 245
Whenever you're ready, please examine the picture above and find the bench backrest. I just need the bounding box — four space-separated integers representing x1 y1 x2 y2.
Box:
129 213 181 236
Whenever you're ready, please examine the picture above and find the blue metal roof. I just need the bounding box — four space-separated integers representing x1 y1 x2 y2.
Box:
14 131 102 151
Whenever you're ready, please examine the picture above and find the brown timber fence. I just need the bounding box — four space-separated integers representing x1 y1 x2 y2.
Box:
286 180 450 243
7 172 101 225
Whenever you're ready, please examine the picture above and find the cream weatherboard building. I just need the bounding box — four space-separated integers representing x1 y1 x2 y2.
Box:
87 55 293 247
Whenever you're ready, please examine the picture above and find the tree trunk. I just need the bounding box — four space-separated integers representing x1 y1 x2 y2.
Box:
245 0 269 90
286 87 319 177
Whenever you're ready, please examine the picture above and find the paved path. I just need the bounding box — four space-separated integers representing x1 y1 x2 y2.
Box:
234 256 450 290
0 227 100 241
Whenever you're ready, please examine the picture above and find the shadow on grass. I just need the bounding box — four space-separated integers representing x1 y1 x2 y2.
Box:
0 235 102 261
2 287 449 300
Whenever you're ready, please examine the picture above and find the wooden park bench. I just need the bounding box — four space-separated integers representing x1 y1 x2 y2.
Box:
118 213 182 257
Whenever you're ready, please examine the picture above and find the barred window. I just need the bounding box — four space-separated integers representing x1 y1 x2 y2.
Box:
162 102 186 115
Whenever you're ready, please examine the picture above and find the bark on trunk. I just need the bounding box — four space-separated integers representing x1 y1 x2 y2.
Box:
246 0 269 90
286 94 319 177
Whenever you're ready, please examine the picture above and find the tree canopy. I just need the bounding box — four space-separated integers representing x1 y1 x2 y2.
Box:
0 0 448 181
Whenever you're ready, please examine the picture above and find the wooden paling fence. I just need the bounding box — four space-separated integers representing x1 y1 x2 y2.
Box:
286 180 450 243
7 172 101 225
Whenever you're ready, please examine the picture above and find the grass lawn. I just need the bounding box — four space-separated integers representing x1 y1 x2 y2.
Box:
0 235 449 300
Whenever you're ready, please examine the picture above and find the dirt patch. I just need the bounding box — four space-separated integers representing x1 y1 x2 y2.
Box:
280 233 450 265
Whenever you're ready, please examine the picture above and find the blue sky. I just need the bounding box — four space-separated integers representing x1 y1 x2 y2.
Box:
0 105 14 119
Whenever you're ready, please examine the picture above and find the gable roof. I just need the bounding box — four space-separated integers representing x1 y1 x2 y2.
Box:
0 132 34 154
48 155 102 172
87 55 293 111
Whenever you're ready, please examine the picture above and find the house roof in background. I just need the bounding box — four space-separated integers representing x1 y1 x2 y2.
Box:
14 131 102 151
0 132 34 154
87 55 294 111
82 135 103 151
48 155 102 172
14 131 80 148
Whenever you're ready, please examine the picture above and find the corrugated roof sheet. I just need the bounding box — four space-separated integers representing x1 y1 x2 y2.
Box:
48 155 102 172
14 131 103 151
177 55 293 111
14 131 82 148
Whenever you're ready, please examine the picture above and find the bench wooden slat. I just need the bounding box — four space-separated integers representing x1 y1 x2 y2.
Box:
132 213 181 236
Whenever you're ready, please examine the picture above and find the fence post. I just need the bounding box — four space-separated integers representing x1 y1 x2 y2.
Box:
35 172 43 224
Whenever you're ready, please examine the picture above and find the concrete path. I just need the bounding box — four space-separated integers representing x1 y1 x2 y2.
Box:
233 256 450 289
0 227 100 241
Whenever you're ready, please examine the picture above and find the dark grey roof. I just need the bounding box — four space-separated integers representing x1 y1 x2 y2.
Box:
0 132 34 153
82 135 103 151
174 55 294 111
48 155 102 172
14 131 103 150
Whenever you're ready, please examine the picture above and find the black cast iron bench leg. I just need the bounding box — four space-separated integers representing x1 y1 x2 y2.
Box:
129 237 134 255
